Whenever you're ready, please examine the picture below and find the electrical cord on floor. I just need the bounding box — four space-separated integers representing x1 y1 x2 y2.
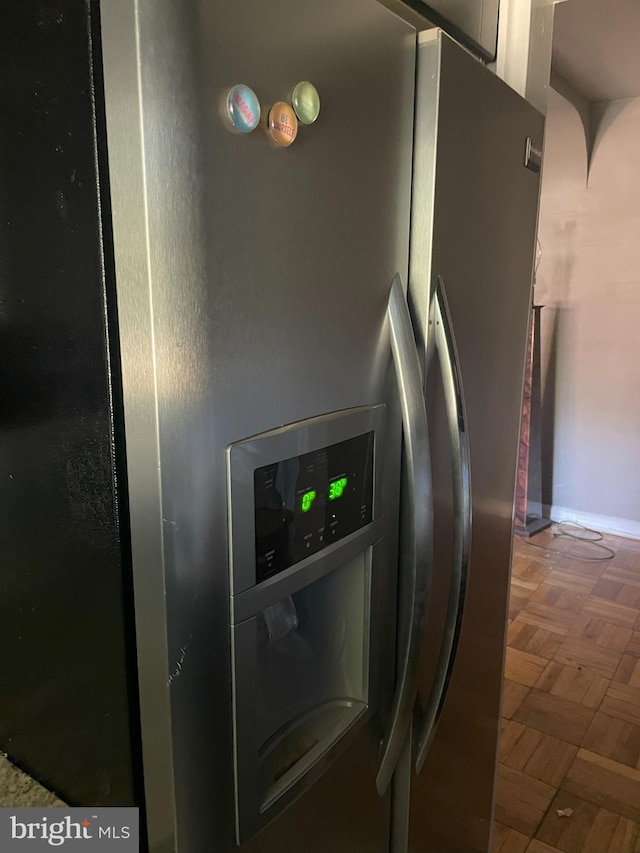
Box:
517 521 616 562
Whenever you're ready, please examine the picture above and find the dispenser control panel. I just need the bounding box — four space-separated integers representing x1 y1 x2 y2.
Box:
254 431 374 581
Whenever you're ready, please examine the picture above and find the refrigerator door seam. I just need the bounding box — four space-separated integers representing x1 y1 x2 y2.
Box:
376 274 434 795
414 274 472 773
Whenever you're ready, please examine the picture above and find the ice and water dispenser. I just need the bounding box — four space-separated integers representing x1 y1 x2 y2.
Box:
227 406 385 842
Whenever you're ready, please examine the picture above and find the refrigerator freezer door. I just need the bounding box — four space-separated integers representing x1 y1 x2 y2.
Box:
406 32 544 853
99 0 415 851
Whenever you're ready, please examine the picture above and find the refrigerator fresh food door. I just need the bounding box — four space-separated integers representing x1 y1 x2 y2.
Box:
404 31 544 853
99 1 415 851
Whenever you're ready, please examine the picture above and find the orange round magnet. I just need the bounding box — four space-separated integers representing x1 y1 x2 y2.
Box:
268 101 298 147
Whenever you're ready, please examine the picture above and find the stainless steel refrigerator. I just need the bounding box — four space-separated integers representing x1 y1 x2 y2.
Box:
0 4 542 853
1 1 417 852
394 30 545 853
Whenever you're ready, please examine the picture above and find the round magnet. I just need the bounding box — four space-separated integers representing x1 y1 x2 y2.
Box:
225 84 260 133
292 81 320 125
268 102 298 147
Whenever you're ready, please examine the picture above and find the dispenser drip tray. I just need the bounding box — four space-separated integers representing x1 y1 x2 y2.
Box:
259 697 366 811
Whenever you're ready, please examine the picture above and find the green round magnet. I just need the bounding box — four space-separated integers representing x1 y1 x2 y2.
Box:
291 81 320 125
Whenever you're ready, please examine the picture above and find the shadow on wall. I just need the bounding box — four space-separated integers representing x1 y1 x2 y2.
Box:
589 99 638 186
538 219 576 509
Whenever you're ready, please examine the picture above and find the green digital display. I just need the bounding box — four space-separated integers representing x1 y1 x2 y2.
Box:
300 489 316 512
328 477 348 501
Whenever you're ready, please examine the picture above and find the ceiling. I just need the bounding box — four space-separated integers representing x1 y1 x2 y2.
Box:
552 0 640 102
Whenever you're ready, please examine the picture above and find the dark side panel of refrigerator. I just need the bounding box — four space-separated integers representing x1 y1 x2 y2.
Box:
405 32 544 853
0 0 141 810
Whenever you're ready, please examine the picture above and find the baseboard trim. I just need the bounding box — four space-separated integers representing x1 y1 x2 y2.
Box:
546 505 640 541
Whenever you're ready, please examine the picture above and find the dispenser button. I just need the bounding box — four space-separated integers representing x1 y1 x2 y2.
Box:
268 102 298 147
225 84 260 133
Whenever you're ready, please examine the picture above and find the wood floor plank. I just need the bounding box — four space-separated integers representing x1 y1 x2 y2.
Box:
534 661 610 709
520 737 577 788
491 822 530 853
566 614 633 653
530 584 585 614
502 679 531 719
627 631 640 656
584 809 639 853
544 567 597 595
512 576 539 598
609 549 640 570
567 613 607 643
512 690 595 746
499 720 578 786
600 682 640 727
500 720 527 762
508 621 564 660
614 654 640 688
598 622 635 652
512 556 551 588
553 636 621 679
603 564 640 590
616 584 640 611
525 842 564 853
614 654 639 684
580 597 638 628
536 789 640 853
582 711 640 769
494 763 555 837
534 791 598 853
506 648 550 687
511 595 533 622
518 603 578 635
562 748 640 821
591 578 625 601
550 553 607 577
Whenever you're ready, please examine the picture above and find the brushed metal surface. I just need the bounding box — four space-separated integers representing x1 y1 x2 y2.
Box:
414 275 471 773
377 275 433 796
99 3 177 851
101 0 416 850
405 31 544 853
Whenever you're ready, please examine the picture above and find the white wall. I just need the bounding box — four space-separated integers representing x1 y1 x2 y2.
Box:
493 0 556 114
536 89 640 537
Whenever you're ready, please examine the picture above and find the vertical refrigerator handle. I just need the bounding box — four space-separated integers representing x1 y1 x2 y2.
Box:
376 274 433 796
415 275 472 774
